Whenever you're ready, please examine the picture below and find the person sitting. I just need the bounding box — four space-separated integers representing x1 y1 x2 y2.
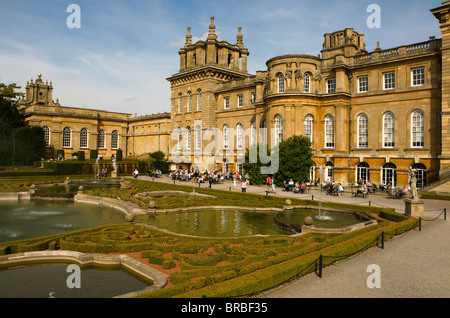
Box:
355 184 365 197
300 182 307 194
288 179 294 191
293 181 300 193
337 183 344 196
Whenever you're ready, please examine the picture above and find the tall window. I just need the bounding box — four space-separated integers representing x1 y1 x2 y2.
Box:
177 127 182 150
238 95 243 107
327 79 336 93
251 121 257 146
178 93 182 113
383 112 395 148
197 89 202 111
382 163 397 186
111 130 119 149
358 76 369 93
325 161 334 181
411 110 424 148
195 125 202 150
357 114 369 148
303 73 310 93
304 115 313 143
187 91 192 112
356 162 370 184
275 115 283 145
224 96 230 109
383 72 395 90
261 120 267 145
43 126 51 147
62 127 71 148
223 124 229 149
410 163 427 188
278 74 285 93
324 115 334 148
80 128 88 148
236 123 244 149
97 129 106 149
186 126 191 150
412 67 425 86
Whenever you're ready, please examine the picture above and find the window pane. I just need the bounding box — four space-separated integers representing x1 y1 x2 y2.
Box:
358 114 368 148
412 68 425 86
383 112 395 147
325 115 334 148
80 128 88 148
412 110 424 147
384 72 395 89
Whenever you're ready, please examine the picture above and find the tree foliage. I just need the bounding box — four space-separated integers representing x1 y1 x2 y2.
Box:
273 135 315 186
0 83 27 165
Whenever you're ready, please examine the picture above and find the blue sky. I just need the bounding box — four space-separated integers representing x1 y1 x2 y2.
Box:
0 0 444 115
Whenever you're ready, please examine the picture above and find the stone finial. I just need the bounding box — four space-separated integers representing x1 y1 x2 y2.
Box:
208 16 217 40
185 27 192 46
237 26 243 47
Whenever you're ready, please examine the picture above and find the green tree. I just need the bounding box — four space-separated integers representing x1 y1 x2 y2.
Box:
274 135 314 186
0 83 26 165
12 126 46 166
242 144 273 185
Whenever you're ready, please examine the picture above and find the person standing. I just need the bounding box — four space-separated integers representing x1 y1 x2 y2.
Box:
266 175 272 192
241 179 247 193
133 168 139 179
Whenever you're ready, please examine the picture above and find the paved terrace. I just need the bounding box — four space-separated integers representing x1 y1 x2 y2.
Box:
137 174 449 298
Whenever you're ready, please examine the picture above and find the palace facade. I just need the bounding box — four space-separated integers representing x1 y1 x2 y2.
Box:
20 2 450 188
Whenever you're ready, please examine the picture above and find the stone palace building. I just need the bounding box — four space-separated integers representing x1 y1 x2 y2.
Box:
19 2 450 188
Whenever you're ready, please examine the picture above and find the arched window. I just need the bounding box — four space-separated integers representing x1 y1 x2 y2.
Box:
111 130 119 149
275 115 283 145
62 127 71 148
303 73 310 93
178 93 182 114
304 115 313 143
356 162 370 184
43 126 51 147
325 115 334 148
278 74 285 93
197 89 202 111
383 112 395 148
195 125 202 150
186 126 191 150
410 163 427 188
251 121 257 146
411 110 424 148
177 127 182 150
236 123 244 149
325 161 334 182
261 120 267 145
223 124 229 149
80 128 88 148
357 114 369 148
187 91 192 113
309 165 315 184
97 129 105 149
382 162 397 187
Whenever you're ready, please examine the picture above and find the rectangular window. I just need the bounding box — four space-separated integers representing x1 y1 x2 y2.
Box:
383 72 395 90
327 79 336 93
237 95 243 107
224 97 230 109
358 76 368 93
412 67 425 86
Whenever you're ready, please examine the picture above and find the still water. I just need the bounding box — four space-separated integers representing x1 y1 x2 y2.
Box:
0 200 126 242
143 209 293 237
0 263 150 298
